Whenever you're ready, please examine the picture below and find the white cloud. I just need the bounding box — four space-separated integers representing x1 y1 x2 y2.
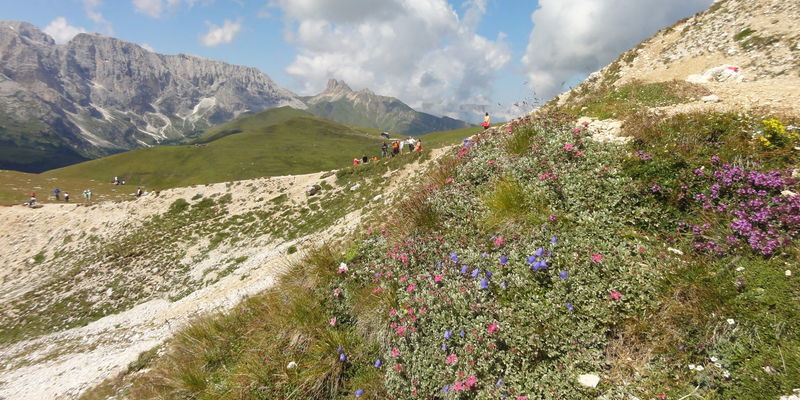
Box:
521 0 713 100
272 0 511 122
140 43 155 52
133 0 199 18
43 17 87 44
200 19 242 46
82 0 114 34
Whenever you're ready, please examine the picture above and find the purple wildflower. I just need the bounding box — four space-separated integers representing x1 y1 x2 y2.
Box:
559 270 568 280
450 252 459 263
444 330 452 339
471 268 480 278
460 265 468 274
500 255 508 265
355 389 364 397
480 277 489 289
566 302 573 311
339 353 346 362
374 359 382 368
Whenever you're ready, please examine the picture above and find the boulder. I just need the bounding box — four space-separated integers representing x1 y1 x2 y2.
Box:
687 65 744 83
577 374 600 388
701 94 721 103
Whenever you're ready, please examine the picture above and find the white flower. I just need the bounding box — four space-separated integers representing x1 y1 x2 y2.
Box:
727 318 736 325
695 365 705 372
287 361 298 369
787 270 793 277
714 362 722 368
688 364 697 370
710 356 718 362
735 267 745 272
722 370 730 378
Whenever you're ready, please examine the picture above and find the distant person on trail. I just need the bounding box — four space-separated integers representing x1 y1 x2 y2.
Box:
381 142 388 157
482 112 490 130
29 192 36 206
54 188 60 201
399 140 405 153
64 192 70 202
136 187 143 198
392 141 400 157
353 158 360 166
362 155 369 164
407 137 415 153
416 139 423 152
113 176 119 185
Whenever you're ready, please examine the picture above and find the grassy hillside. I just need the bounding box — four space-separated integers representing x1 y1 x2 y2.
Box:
193 106 318 144
419 125 485 149
45 116 388 190
90 106 800 399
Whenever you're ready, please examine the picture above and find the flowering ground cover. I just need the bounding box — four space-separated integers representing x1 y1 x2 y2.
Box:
100 114 800 400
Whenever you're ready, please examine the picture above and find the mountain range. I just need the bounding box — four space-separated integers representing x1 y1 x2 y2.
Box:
0 21 470 172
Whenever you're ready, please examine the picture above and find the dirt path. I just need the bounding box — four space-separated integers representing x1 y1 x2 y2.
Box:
0 150 450 400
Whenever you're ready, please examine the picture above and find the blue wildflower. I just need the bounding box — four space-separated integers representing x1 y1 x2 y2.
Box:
480 277 489 289
526 255 537 265
374 359 382 368
471 268 480 278
339 353 346 362
499 255 508 265
551 236 558 244
485 270 493 279
443 385 450 393
444 330 452 339
500 281 507 289
536 247 544 257
460 329 465 337
437 261 443 269
482 252 488 258
566 302 573 311
539 259 548 269
559 270 568 280
496 378 503 386
355 389 364 397
337 346 343 353
442 343 447 351
450 252 459 263
460 265 468 274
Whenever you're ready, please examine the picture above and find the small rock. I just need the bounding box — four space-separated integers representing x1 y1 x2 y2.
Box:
287 361 298 369
106 288 113 297
372 194 383 202
701 94 721 103
667 247 684 255
350 183 361 192
787 270 793 277
764 365 778 375
577 374 600 388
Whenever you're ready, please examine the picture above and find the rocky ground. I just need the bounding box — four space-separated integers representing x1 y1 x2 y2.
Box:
0 149 445 400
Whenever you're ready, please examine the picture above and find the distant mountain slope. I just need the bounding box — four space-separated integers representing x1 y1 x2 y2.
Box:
0 21 305 172
194 106 321 144
43 115 385 189
304 79 471 135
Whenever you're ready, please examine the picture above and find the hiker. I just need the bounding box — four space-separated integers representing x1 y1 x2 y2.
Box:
353 158 360 166
371 156 378 162
482 112 490 129
362 155 369 164
29 192 36 206
136 187 143 197
416 139 423 152
406 137 415 153
399 139 405 153
392 141 400 157
54 188 60 201
381 142 388 157
113 176 119 185
64 192 70 202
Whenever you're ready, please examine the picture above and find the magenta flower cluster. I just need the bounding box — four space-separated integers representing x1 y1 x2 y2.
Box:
684 160 800 255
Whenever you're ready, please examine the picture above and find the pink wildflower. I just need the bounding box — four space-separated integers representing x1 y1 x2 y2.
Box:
563 143 575 151
581 121 590 127
465 376 478 387
333 288 341 297
487 322 499 334
572 128 582 134
366 229 374 235
591 253 604 262
433 275 444 283
487 160 496 166
395 325 406 336
393 364 403 371
445 177 454 184
372 287 383 295
493 236 505 247
389 309 397 317
517 396 529 400
329 317 337 326
391 348 400 357
406 283 416 292
548 214 558 222
576 151 585 157
446 354 458 364
609 290 623 300
452 381 466 391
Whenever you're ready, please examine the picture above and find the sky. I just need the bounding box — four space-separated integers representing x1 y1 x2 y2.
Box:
2 0 713 122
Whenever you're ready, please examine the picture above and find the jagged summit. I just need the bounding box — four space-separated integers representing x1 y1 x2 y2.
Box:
305 78 470 135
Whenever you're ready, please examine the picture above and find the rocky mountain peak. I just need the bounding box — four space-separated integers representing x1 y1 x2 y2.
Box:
323 78 354 95
0 21 54 45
